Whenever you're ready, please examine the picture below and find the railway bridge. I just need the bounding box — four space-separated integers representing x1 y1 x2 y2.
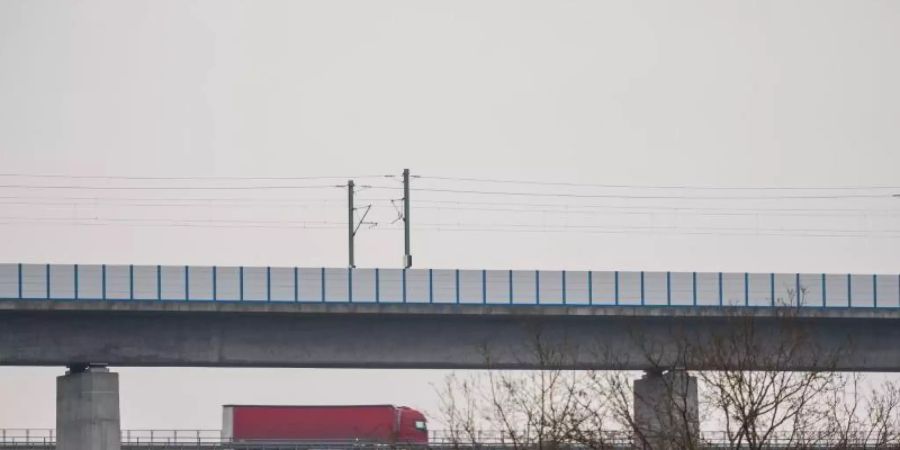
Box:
2 263 900 450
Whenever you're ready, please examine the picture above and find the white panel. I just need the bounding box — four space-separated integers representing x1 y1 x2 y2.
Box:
377 268 403 303
747 273 772 306
669 272 694 306
720 273 744 306
133 265 158 300
457 269 483 304
297 268 322 302
591 271 616 305
324 268 349 302
269 267 296 301
269 267 295 301
538 270 563 305
773 273 797 306
695 272 719 306
850 274 875 307
49 264 75 299
21 264 47 299
350 268 376 303
643 272 667 306
0 264 17 299
160 265 187 301
511 270 537 305
77 265 102 299
243 267 269 301
799 273 824 307
431 269 457 304
215 266 241 301
618 271 642 305
188 266 214 301
485 270 510 304
405 269 430 303
565 271 590 305
241 267 267 301
825 274 849 307
876 275 900 308
105 265 131 299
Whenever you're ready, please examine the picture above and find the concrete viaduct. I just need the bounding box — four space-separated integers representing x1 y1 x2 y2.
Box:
2 263 899 450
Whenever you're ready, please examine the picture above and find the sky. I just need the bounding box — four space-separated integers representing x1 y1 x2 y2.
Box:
0 0 899 432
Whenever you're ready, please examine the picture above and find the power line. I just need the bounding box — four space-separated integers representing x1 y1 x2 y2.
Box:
6 172 894 191
4 214 892 236
412 204 900 218
0 199 346 208
5 195 896 214
380 198 900 214
410 187 893 200
0 220 345 231
0 173 392 181
0 184 344 191
3 219 893 238
412 221 899 235
2 217 895 239
408 225 900 239
417 175 900 191
8 200 898 217
0 195 346 203
0 216 345 226
410 227 894 239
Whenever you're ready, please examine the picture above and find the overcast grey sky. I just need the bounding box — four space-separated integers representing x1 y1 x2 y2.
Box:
1 0 898 430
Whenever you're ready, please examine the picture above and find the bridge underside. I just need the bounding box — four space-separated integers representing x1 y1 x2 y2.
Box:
1 301 900 371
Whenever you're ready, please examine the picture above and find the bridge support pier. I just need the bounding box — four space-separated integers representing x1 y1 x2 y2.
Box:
633 369 699 450
56 365 121 450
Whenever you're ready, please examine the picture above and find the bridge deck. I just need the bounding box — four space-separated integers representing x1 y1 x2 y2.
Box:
2 298 900 371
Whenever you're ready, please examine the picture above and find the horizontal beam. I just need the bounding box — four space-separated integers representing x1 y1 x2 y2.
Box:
2 301 900 371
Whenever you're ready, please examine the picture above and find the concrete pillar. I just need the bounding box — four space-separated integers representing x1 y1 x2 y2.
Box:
633 370 699 450
56 366 121 450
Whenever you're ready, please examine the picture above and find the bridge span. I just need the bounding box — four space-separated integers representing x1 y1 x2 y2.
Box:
2 263 900 450
2 299 900 371
2 262 900 370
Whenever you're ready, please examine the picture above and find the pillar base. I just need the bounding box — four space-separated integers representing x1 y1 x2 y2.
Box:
56 366 121 450
633 369 699 449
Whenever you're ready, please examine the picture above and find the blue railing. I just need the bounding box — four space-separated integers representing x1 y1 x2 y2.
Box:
1 264 898 308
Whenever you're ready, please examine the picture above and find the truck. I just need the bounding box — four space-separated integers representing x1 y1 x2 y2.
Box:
222 404 429 444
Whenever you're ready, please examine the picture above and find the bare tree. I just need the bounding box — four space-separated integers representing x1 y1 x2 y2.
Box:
435 302 900 450
435 336 621 450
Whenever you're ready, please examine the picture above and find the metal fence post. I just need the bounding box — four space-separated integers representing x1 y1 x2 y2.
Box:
692 272 697 306
588 270 593 305
640 271 646 306
615 271 620 305
508 270 513 305
718 272 723 306
848 274 852 307
667 271 671 306
482 270 486 304
744 273 749 306
455 269 460 304
873 274 878 308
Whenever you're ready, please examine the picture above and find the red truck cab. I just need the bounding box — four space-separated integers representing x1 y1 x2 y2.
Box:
222 404 428 444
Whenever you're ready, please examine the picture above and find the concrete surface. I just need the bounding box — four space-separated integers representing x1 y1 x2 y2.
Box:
633 370 699 449
56 367 120 450
2 300 900 370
